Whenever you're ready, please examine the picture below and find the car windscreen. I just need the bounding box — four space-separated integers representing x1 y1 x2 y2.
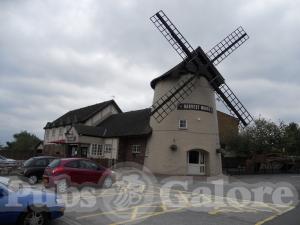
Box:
48 159 61 168
0 155 6 160
23 158 35 167
0 177 17 192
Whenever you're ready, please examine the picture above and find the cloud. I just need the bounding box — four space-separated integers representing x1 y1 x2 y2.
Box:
0 0 300 143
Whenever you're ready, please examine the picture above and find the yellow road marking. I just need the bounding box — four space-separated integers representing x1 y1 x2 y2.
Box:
177 190 189 205
131 207 138 220
108 207 185 225
73 181 295 225
161 202 168 211
76 201 162 219
255 215 277 225
254 206 295 225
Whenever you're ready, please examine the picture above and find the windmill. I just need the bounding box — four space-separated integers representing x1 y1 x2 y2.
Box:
149 10 253 127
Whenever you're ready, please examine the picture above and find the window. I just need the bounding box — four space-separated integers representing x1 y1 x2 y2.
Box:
23 158 35 167
79 160 98 170
48 159 61 168
91 144 97 155
64 160 79 168
97 144 103 156
179 119 187 129
71 148 78 156
34 159 48 167
188 151 199 164
90 144 103 156
104 144 112 154
131 144 141 154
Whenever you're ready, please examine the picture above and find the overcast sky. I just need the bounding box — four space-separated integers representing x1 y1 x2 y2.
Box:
0 0 300 144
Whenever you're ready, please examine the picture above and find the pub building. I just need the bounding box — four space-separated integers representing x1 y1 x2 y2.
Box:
43 64 239 176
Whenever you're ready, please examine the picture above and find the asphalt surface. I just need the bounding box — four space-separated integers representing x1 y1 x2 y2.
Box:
256 175 300 225
47 174 300 225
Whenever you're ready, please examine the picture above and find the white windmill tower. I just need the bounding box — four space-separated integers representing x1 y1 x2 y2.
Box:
144 10 253 176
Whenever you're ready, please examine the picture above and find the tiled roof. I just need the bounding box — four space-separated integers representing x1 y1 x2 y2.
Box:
75 108 152 138
44 100 121 128
74 124 107 137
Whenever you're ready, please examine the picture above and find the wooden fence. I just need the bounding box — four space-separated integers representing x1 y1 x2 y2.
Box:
222 156 300 175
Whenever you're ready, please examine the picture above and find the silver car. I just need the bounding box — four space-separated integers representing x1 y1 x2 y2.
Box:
0 155 17 167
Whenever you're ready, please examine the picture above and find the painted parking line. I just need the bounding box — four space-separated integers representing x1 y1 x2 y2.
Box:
64 182 295 225
82 201 290 224
254 206 295 225
75 198 293 225
109 206 185 225
76 201 162 220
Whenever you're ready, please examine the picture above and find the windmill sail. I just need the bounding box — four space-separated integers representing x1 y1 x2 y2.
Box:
206 26 249 66
150 10 253 126
214 83 253 127
150 10 197 122
151 74 197 122
150 10 194 60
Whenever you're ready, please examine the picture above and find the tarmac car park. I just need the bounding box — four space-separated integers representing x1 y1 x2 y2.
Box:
52 174 299 225
5 172 298 225
1 159 300 225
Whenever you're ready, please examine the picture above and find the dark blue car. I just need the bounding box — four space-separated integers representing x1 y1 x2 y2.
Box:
0 177 64 225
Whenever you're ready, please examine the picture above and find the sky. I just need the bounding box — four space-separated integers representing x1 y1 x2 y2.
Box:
0 0 300 144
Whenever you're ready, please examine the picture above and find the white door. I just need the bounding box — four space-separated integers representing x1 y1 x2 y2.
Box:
187 151 206 175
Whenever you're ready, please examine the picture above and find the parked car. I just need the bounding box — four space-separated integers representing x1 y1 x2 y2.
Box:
18 156 56 185
0 155 17 167
43 158 115 192
0 176 64 225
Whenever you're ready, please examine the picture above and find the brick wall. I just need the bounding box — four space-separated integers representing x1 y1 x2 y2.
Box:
217 111 239 147
118 136 148 165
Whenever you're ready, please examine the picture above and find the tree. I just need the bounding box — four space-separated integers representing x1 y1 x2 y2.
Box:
247 118 283 153
6 131 41 152
282 123 300 156
226 118 284 157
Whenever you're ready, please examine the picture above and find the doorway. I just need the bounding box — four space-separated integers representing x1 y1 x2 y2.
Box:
187 150 206 175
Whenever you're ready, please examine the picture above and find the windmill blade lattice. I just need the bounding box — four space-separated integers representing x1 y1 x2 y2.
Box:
149 10 253 126
206 26 249 66
215 82 253 126
151 75 197 123
150 10 194 60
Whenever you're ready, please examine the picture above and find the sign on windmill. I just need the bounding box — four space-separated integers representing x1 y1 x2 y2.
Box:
149 10 253 127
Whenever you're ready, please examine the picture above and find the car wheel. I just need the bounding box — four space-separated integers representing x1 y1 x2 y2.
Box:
56 179 68 193
28 175 38 185
102 176 113 189
20 210 48 225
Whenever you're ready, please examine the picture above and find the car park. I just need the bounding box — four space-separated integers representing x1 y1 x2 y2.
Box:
17 156 56 185
43 158 115 192
0 176 64 225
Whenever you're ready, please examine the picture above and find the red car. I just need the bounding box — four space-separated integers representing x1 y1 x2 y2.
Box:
43 158 115 192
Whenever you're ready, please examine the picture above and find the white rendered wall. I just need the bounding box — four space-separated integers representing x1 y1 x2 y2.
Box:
144 75 222 176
